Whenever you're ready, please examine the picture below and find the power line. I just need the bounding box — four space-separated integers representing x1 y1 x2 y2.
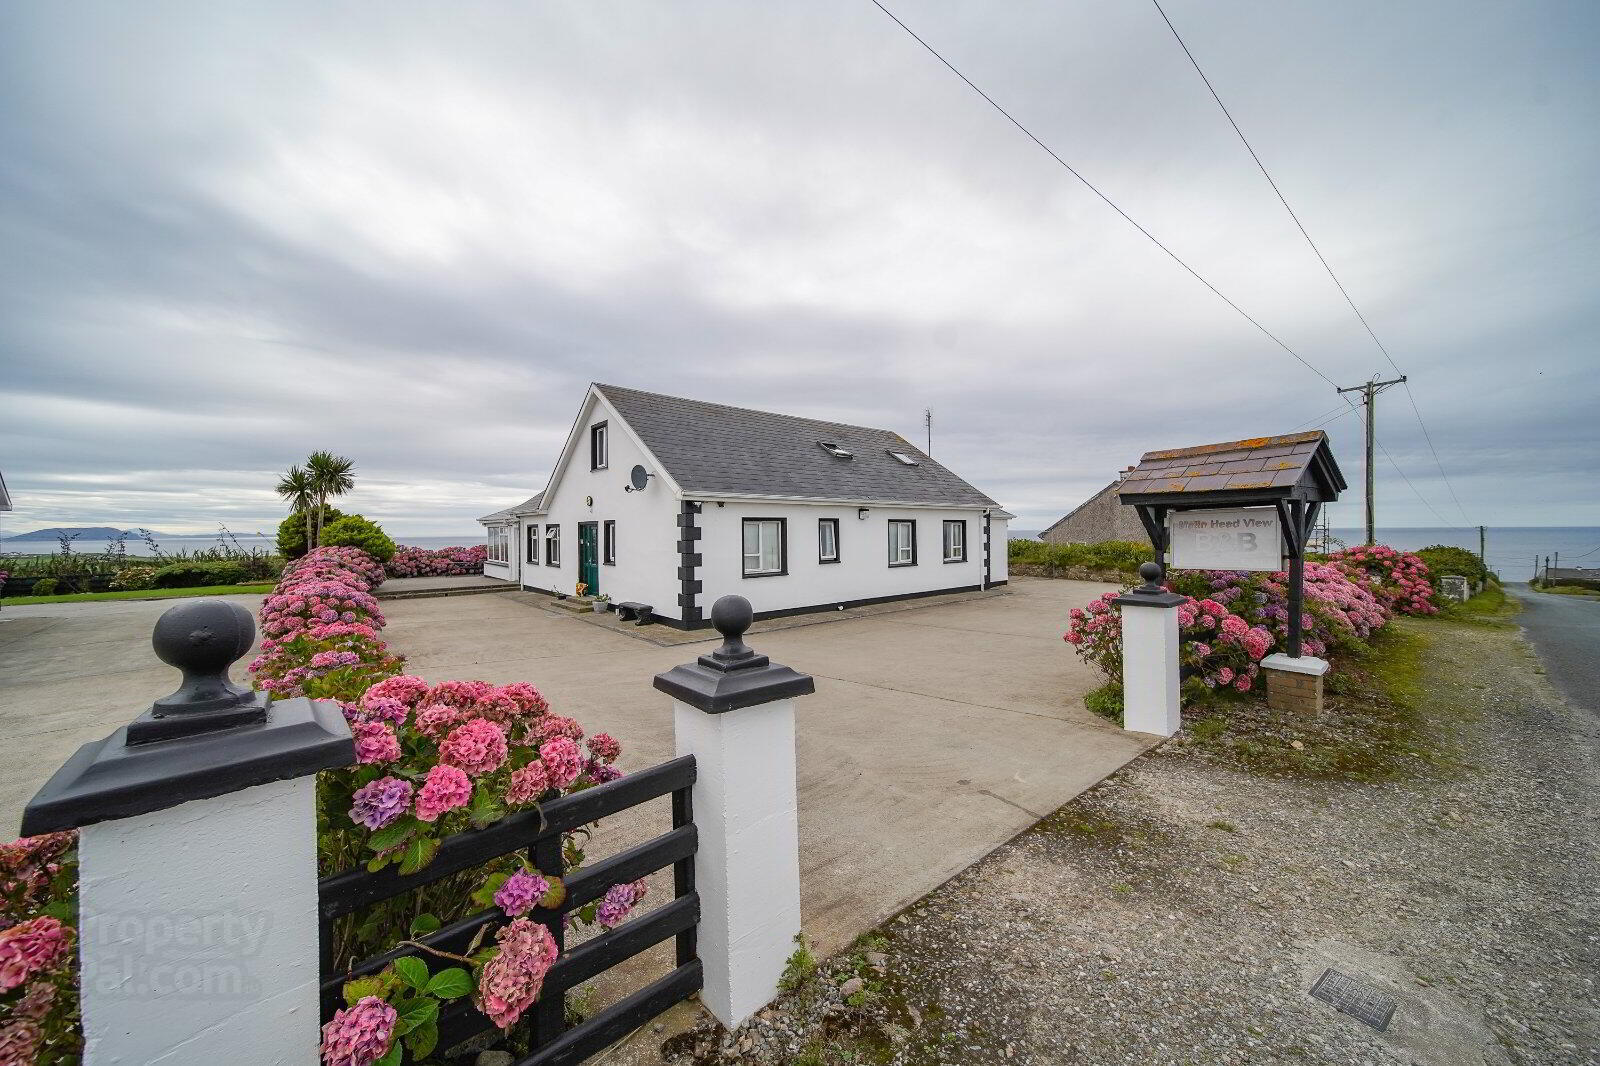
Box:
1374 436 1472 533
866 0 1341 389
1149 0 1471 525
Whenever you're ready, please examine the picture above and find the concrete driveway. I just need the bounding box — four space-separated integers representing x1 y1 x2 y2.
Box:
0 578 1153 958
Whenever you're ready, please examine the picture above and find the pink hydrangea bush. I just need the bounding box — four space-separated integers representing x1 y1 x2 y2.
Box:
386 544 488 578
0 831 81 1064
1066 591 1274 700
1331 545 1438 616
1176 563 1389 657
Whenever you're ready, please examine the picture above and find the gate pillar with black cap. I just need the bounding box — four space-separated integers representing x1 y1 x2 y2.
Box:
1116 431 1346 717
1114 562 1187 736
654 594 814 1029
21 600 354 1066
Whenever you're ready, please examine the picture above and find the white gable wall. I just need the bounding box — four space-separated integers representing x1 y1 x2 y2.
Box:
991 516 1010 583
697 501 994 617
517 392 680 614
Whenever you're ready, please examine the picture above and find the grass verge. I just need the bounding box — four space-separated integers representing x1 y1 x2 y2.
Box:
1175 624 1452 781
1 583 275 606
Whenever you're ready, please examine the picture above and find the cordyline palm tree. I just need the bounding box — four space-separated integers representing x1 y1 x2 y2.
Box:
306 451 356 546
275 465 315 551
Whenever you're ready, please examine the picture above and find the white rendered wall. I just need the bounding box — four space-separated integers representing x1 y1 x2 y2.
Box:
990 517 1010 584
517 392 680 617
1119 604 1181 736
77 777 320 1066
672 697 801 1028
696 503 990 616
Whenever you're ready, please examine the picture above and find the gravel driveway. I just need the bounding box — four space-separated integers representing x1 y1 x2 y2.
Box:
659 613 1599 1065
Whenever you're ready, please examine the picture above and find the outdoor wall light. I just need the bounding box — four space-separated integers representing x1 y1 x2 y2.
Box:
857 508 870 520
584 495 594 507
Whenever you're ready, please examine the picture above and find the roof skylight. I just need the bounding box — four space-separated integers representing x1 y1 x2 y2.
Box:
818 441 854 459
889 450 920 466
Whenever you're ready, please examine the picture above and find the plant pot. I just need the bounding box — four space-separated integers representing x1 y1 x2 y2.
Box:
593 602 609 613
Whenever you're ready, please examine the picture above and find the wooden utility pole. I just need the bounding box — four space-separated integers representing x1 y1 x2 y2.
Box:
1336 376 1407 545
1478 525 1486 567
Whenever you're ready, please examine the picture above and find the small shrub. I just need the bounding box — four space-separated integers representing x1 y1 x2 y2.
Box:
149 560 248 588
320 514 397 563
108 567 157 591
1083 682 1124 723
1415 545 1490 589
30 578 58 596
276 505 343 560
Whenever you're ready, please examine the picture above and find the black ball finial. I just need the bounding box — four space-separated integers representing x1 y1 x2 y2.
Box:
1138 560 1165 591
149 600 259 716
709 595 756 663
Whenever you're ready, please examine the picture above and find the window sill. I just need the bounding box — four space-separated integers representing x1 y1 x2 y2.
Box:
888 561 917 568
944 557 967 564
819 558 841 565
742 570 788 579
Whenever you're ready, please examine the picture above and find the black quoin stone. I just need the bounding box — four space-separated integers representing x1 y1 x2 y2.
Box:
653 595 815 713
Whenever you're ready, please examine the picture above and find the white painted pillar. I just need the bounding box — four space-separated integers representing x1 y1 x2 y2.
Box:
654 594 814 1030
1115 563 1185 737
20 600 354 1066
672 696 801 1027
78 778 322 1065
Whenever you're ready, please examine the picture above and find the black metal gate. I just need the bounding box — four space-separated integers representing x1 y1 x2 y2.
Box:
318 755 700 1064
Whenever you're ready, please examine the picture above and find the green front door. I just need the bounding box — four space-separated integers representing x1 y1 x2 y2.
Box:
578 522 599 597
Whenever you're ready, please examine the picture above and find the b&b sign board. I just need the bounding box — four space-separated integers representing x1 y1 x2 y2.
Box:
1169 507 1283 572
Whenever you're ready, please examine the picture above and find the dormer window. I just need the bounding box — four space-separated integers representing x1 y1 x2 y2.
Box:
889 450 920 466
818 441 853 460
590 422 608 470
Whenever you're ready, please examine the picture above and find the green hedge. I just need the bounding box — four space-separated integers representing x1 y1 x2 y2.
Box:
1007 538 1149 573
1415 544 1491 589
150 560 250 588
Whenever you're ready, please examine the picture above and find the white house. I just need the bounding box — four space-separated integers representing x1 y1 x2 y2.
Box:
479 384 1010 629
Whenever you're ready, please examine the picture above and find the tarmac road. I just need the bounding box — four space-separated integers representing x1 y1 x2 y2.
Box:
1509 581 1600 718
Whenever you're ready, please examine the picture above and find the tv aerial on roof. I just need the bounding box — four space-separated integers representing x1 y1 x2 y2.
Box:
625 464 654 492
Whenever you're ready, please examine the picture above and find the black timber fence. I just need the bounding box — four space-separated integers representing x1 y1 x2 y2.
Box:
318 755 701 1065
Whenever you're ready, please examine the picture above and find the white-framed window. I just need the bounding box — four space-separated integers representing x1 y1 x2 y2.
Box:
943 519 967 563
526 524 539 564
590 422 608 470
487 526 510 564
818 518 840 563
888 520 916 567
742 518 786 577
603 520 617 565
545 524 560 566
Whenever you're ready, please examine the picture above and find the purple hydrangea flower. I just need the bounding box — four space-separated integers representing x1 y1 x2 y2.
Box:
494 870 550 917
349 776 413 830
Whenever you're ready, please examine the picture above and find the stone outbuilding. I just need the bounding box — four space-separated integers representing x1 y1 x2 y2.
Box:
1039 474 1150 546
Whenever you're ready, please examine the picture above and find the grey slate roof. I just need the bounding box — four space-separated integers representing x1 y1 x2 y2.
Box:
0 470 10 512
594 384 998 508
477 492 543 524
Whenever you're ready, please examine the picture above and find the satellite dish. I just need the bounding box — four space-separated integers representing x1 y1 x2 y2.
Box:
629 465 652 491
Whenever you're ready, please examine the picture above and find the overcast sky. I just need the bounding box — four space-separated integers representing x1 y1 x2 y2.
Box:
2 1 1595 536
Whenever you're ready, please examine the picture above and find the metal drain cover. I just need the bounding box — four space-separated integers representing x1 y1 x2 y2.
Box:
1310 968 1397 1031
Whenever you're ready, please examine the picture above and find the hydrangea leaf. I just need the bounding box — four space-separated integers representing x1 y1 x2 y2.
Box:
425 967 473 1000
539 877 567 910
393 956 430 993
409 913 442 938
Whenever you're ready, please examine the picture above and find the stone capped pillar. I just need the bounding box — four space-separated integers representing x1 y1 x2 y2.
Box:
21 600 354 1065
654 595 814 1029
1262 652 1330 716
1112 562 1187 737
